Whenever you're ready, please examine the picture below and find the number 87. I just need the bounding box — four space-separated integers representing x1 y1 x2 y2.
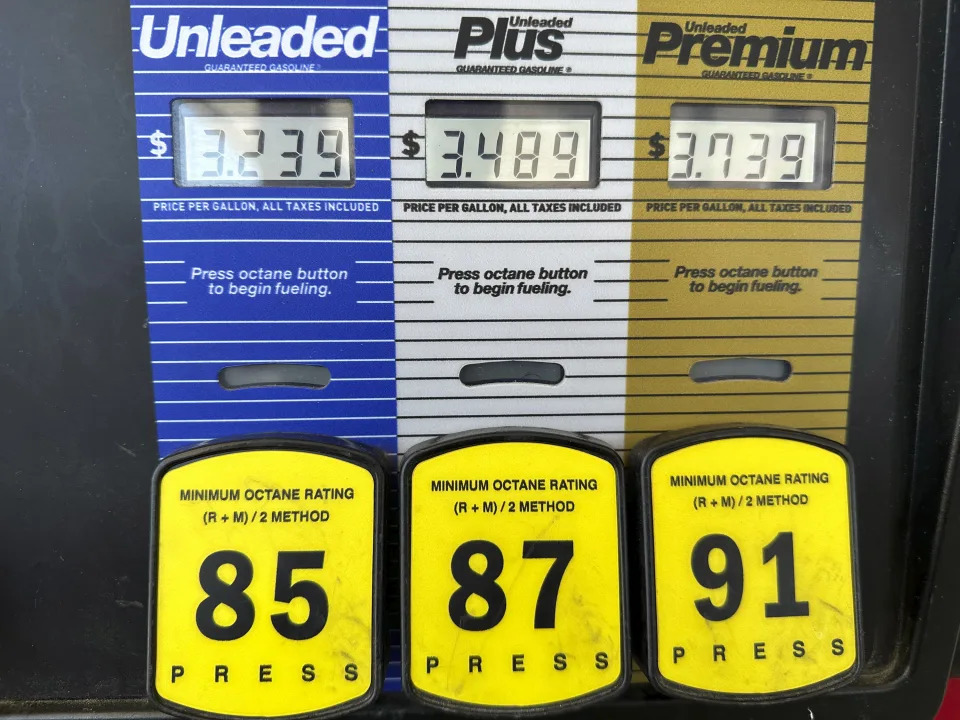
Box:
691 532 810 621
448 539 574 631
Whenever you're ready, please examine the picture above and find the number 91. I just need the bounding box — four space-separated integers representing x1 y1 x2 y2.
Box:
691 532 809 621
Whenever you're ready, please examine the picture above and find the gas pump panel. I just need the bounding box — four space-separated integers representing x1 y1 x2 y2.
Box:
133 2 873 458
2 0 960 718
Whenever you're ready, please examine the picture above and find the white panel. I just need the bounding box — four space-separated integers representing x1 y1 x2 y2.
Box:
389 1 638 453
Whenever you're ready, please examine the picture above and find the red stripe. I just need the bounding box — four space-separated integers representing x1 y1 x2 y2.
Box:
937 678 960 719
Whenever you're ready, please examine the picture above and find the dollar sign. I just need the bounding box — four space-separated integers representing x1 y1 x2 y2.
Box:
401 129 421 158
648 131 666 159
150 129 168 157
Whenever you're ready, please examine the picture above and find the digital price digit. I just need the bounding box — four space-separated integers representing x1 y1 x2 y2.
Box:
637 428 862 702
441 130 465 179
149 440 384 720
201 129 225 178
318 129 344 178
238 129 263 178
280 129 304 178
402 431 629 713
478 132 503 177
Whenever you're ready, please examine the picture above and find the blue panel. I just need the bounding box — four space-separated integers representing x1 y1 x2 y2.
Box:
130 0 402 693
130 1 397 462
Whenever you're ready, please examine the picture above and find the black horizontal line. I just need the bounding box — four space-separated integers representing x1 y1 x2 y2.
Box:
822 297 856 300
603 130 866 140
394 116 671 125
395 300 435 304
398 334 853 342
395 315 855 322
393 216 854 224
398 408 847 419
644 74 870 85
395 280 435 285
823 258 859 262
403 372 850 380
393 197 864 204
394 239 615 244
593 279 670 283
399 372 827 381
394 6 875 21
566 371 851 378
394 433 631 438
395 427 847 439
397 376 469 381
398 390 850 400
822 278 858 282
387 91 870 105
387 70 872 84
390 112 869 121
385 50 695 59
595 258 669 263
398 352 851 360
611 155 868 168
636 239 856 243
387 27 642 35
394 219 632 224
389 49 875 64
570 178 865 184
594 298 670 302
614 424 848 433
568 373 840 379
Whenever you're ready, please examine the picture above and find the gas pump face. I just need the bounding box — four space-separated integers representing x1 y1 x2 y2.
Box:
1 0 960 718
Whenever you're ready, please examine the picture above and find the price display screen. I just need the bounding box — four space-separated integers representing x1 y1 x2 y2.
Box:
425 100 601 188
172 99 355 187
668 104 835 190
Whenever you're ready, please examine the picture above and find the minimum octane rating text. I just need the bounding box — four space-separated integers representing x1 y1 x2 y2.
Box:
431 477 598 492
180 486 355 501
669 472 829 488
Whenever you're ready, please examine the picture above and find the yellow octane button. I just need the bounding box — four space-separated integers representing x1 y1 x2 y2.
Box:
401 428 630 714
148 437 385 720
633 426 862 702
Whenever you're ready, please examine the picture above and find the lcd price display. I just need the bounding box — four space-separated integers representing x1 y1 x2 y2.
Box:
173 99 355 187
668 104 835 190
425 100 601 188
